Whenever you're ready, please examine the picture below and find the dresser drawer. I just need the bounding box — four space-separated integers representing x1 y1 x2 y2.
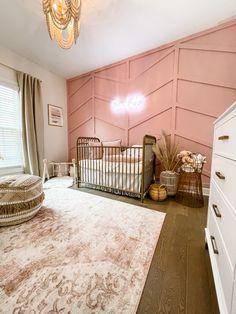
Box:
232 282 236 314
214 114 236 161
212 155 236 211
207 210 234 313
209 182 236 267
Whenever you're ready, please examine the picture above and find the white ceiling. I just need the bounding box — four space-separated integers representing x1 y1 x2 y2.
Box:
0 0 236 79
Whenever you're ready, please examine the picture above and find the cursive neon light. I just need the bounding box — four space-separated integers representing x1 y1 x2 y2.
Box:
111 94 145 113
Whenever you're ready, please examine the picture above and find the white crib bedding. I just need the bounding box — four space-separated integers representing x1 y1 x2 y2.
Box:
79 158 143 193
79 159 143 175
79 168 142 193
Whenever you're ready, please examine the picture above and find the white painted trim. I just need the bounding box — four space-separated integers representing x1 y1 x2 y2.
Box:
0 78 18 90
214 101 236 125
203 187 210 196
0 166 24 176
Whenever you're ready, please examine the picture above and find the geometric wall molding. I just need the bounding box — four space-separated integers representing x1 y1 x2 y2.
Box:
129 47 174 79
67 19 236 187
68 76 92 98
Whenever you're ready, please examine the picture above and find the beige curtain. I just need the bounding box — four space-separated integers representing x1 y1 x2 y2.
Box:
17 72 44 176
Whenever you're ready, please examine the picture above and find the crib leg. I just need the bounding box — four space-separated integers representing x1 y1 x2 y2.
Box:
72 158 76 185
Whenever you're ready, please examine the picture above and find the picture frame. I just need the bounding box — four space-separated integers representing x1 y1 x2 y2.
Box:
48 104 63 127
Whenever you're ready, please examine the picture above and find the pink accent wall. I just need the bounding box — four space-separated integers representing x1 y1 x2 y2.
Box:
67 20 236 187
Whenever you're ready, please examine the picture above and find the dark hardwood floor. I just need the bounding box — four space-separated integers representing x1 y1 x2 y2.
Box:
74 187 219 314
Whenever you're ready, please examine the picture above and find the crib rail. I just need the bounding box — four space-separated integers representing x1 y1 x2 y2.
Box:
76 135 156 202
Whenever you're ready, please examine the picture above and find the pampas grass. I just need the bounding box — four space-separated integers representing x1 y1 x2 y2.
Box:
152 132 180 172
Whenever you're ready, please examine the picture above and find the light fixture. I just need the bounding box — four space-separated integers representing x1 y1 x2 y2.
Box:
111 94 145 113
42 0 81 49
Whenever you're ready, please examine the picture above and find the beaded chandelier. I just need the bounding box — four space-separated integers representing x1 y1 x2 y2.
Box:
42 0 81 49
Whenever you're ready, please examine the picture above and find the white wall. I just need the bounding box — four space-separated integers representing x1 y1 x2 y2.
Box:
0 45 68 163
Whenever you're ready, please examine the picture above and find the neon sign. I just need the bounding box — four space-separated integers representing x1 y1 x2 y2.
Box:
111 94 145 113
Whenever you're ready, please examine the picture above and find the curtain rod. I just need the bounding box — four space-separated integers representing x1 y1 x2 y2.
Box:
0 61 42 83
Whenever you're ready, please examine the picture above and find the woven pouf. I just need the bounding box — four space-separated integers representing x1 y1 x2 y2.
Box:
0 175 44 226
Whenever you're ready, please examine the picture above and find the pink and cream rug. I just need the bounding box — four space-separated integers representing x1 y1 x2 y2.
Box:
0 188 165 314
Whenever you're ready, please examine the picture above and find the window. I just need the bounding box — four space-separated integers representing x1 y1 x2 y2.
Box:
0 83 24 175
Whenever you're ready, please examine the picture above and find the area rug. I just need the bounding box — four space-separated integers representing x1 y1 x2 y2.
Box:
43 176 74 189
0 188 165 314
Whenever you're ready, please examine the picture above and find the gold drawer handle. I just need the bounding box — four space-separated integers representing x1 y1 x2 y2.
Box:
212 204 221 218
215 171 225 180
218 135 229 141
210 236 219 255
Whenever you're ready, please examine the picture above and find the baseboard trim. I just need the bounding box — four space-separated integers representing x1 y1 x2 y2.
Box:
203 187 210 196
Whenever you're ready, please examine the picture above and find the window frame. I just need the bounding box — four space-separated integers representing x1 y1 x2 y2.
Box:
0 79 24 176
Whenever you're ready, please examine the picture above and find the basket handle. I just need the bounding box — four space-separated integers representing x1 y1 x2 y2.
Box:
159 184 167 190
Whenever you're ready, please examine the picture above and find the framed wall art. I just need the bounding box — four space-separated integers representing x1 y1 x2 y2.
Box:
48 104 63 127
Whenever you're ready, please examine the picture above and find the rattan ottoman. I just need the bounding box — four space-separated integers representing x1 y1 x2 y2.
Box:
0 175 44 226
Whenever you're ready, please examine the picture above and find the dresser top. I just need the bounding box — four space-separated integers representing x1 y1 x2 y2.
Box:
214 101 236 125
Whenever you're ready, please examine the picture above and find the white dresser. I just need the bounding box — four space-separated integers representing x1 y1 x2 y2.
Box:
205 101 236 314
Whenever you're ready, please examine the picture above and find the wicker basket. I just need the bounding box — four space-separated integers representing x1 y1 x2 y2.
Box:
160 171 179 196
149 184 167 201
175 169 204 208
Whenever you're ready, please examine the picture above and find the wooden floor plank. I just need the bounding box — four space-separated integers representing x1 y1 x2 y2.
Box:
186 242 216 314
156 214 188 314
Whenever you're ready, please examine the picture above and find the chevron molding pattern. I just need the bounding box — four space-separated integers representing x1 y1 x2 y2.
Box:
67 20 236 187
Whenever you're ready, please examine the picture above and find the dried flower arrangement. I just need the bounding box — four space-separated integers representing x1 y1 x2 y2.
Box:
177 150 206 173
152 131 180 172
152 132 181 196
